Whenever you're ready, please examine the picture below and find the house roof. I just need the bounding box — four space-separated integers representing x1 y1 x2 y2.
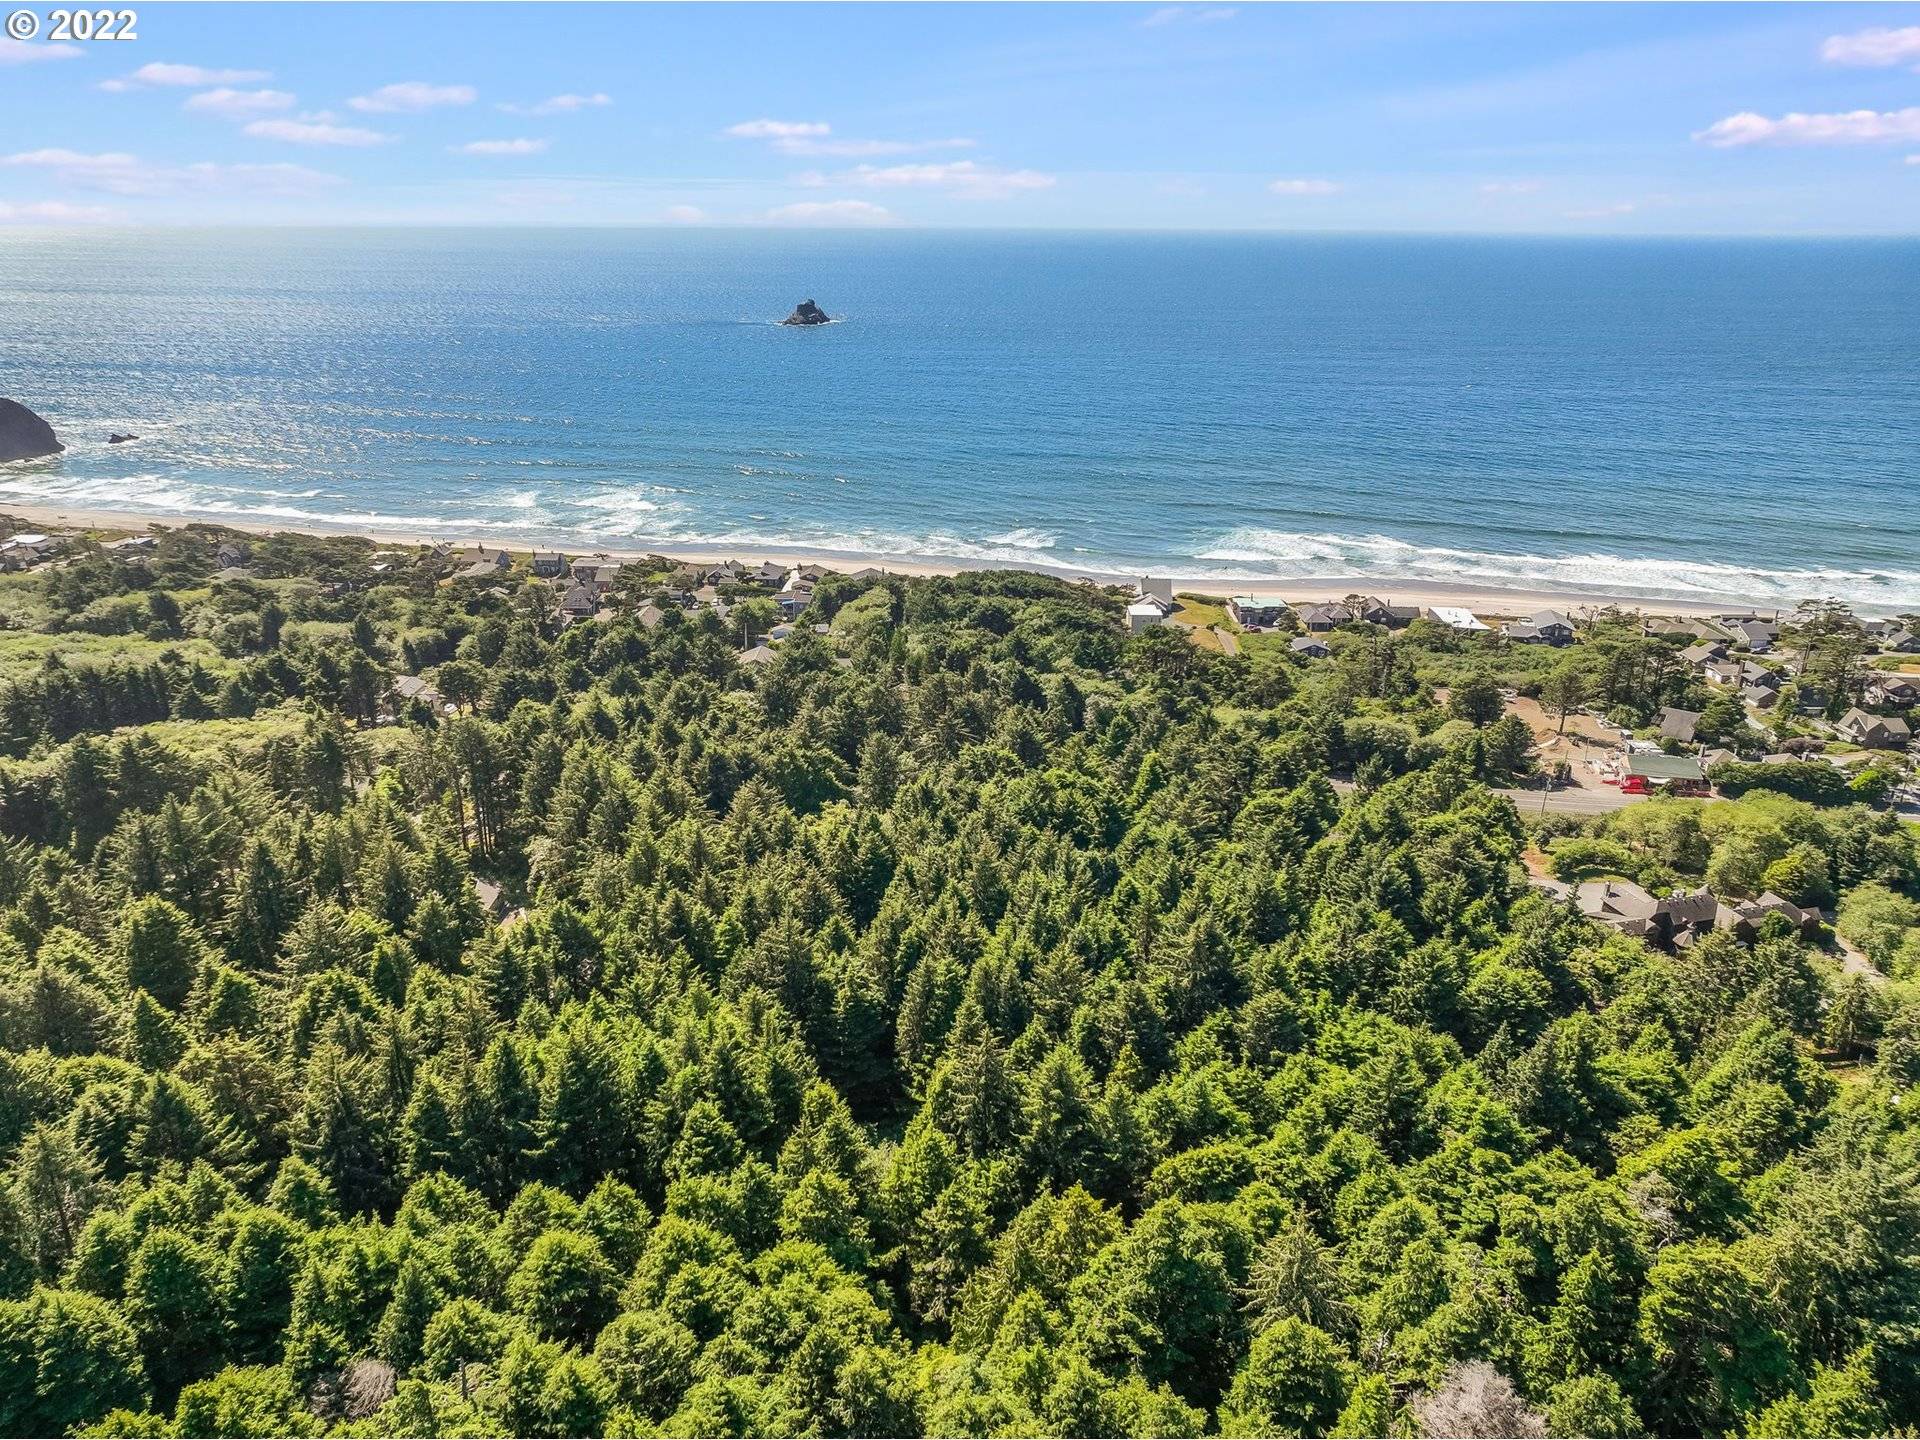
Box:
1290 636 1329 653
1628 752 1708 781
738 644 776 665
1230 595 1290 610
1657 707 1701 742
1427 606 1488 631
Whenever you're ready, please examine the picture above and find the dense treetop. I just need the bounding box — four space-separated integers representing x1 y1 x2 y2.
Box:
0 524 1917 1438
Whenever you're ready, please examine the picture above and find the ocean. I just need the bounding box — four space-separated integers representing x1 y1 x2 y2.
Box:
2 227 1917 608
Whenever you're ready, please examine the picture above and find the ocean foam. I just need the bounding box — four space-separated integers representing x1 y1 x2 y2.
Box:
1194 527 1920 609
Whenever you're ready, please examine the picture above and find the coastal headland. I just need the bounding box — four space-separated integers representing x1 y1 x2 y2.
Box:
0 500 1767 621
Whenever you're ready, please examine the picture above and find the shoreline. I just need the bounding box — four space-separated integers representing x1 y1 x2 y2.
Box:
0 501 1793 620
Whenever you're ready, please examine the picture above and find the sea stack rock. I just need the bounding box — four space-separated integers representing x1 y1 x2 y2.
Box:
109 433 139 445
0 399 63 463
781 299 832 326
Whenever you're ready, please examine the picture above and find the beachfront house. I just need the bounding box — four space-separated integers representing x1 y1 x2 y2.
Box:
1875 626 1919 654
1837 709 1913 750
458 544 509 570
1228 596 1292 630
1425 605 1489 632
531 551 569 578
1300 603 1347 634
1137 576 1175 606
1126 596 1172 634
1503 609 1576 645
1732 619 1777 653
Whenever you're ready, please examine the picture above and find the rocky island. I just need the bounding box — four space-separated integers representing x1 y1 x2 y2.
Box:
781 299 832 326
0 398 63 463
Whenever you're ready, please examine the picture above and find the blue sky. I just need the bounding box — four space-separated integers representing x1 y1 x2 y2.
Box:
3 2 1918 231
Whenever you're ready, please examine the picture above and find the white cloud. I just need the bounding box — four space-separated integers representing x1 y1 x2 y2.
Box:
0 38 84 64
107 61 271 88
183 88 296 119
244 118 389 147
1140 6 1238 27
1695 107 1920 147
1564 201 1638 220
1479 180 1542 195
348 81 476 113
766 199 896 226
1269 178 1340 196
499 92 612 117
3 148 341 197
1908 154 1920 166
663 204 708 224
777 135 974 158
727 119 831 140
453 138 549 156
824 160 1056 199
0 199 120 223
1820 26 1920 70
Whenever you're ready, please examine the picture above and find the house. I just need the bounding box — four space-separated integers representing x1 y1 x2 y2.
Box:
1503 609 1576 645
1300 603 1349 634
1290 636 1331 659
531 551 568 578
1125 596 1171 634
636 603 666 630
471 878 505 917
1868 675 1918 709
849 567 886 582
1228 596 1292 630
1625 751 1709 794
392 675 443 710
1715 891 1821 942
1876 627 1919 654
1380 603 1423 628
1732 619 1776 653
737 644 776 666
1837 708 1913 750
774 583 814 617
1576 881 1723 949
557 583 598 620
458 545 509 571
216 541 251 568
1702 659 1745 687
1743 684 1782 711
1426 606 1489 632
1740 661 1780 689
1795 684 1830 715
210 566 254 585
104 534 156 552
1136 576 1176 607
1657 707 1702 744
1680 641 1729 669
768 622 795 643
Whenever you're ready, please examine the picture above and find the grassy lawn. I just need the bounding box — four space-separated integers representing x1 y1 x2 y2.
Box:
1173 594 1230 630
0 629 231 682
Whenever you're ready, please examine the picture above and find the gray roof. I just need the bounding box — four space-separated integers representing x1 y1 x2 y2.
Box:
1657 707 1701 742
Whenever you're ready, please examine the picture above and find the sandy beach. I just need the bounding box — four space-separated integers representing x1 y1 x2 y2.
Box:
0 501 1768 621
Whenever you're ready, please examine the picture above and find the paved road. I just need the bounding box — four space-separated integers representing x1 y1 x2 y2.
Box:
1493 785 1642 816
1212 626 1241 656
1328 776 1641 816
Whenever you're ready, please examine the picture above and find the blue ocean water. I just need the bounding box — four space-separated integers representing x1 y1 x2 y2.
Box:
2 227 1917 607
